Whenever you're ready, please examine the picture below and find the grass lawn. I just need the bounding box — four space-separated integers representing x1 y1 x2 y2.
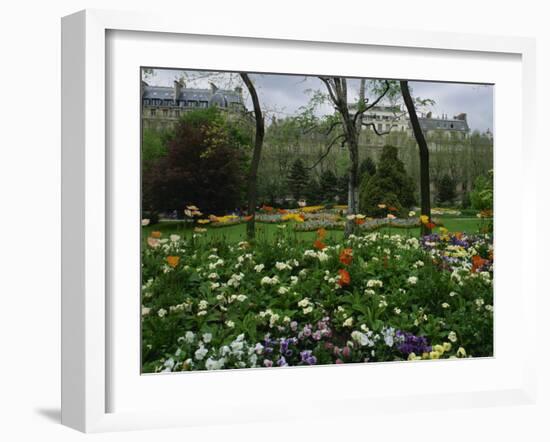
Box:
143 217 490 244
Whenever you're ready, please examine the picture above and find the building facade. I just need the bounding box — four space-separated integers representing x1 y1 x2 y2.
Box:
141 79 245 131
362 106 470 139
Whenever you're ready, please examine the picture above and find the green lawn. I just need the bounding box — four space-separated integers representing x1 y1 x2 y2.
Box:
143 217 490 244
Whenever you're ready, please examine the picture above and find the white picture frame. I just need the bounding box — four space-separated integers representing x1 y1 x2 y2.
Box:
61 9 537 433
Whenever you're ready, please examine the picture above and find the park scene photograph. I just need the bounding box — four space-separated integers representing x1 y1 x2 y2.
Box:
140 68 494 373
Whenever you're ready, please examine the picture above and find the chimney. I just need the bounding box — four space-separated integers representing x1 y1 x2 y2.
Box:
173 80 182 102
454 113 467 121
209 82 218 94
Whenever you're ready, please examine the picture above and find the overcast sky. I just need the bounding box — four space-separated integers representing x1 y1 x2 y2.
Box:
144 68 493 132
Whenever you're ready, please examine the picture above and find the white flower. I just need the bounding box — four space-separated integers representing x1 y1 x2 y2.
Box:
210 282 220 290
393 307 401 315
254 264 265 273
208 272 219 280
290 276 299 285
205 357 225 370
275 262 291 271
317 251 329 262
197 310 207 316
303 306 313 314
442 302 450 309
408 211 416 217
236 294 247 302
448 331 458 343
141 306 151 316
346 214 356 220
407 276 418 285
141 218 150 226
366 279 383 288
225 320 235 328
169 234 181 242
198 300 208 310
278 286 290 295
297 298 310 308
485 304 494 312
449 291 457 297
343 317 354 327
184 331 195 343
194 346 208 360
157 308 167 318
202 333 212 343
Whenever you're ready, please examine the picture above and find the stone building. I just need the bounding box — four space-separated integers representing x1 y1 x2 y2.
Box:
362 106 470 139
141 79 245 130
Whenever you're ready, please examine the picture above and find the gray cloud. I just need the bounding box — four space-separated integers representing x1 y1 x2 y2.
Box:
145 68 493 132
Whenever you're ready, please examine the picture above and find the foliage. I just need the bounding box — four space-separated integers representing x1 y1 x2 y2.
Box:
142 108 250 215
141 229 493 372
142 128 169 171
359 156 376 180
469 170 493 211
359 145 416 217
436 173 457 205
319 169 339 203
287 158 310 202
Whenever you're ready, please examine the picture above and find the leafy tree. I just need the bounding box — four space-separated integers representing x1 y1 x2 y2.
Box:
287 158 310 201
359 145 415 217
319 169 339 203
436 173 457 205
359 156 377 180
142 128 169 171
470 170 493 211
142 107 249 216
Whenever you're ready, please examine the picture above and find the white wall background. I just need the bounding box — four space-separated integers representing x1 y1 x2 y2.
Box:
0 1 547 441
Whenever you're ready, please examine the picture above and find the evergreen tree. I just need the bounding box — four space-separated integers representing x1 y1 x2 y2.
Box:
287 158 310 202
319 169 339 203
359 156 377 180
436 174 457 205
359 145 416 217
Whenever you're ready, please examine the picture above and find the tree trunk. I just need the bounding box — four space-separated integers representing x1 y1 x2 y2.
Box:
400 80 431 235
240 73 265 241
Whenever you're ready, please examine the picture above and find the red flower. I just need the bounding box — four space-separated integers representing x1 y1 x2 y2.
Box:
471 255 489 273
338 269 351 286
339 248 353 265
313 240 327 250
355 218 366 225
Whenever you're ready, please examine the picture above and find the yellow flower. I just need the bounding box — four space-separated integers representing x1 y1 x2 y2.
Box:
194 227 207 233
166 256 180 268
197 219 210 224
456 347 467 357
419 215 429 224
150 231 162 238
377 204 386 209
407 352 417 361
429 351 441 359
422 352 430 360
442 342 452 352
433 344 444 354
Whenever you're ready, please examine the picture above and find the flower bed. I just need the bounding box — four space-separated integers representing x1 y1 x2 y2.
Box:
141 229 493 373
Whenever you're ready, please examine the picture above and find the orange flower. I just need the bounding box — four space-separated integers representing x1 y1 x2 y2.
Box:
388 206 398 212
261 205 274 212
166 256 180 268
277 208 288 214
355 218 366 225
316 228 327 239
339 248 353 265
313 239 327 250
471 255 488 273
150 231 162 238
337 269 351 286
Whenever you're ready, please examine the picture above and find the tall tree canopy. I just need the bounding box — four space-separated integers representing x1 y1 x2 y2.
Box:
142 107 250 216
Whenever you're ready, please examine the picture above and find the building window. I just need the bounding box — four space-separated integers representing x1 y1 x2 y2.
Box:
163 109 168 117
175 110 180 118
150 109 156 117
377 123 383 132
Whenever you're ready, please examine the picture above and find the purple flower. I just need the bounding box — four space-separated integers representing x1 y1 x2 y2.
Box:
396 330 432 356
277 356 288 367
264 359 273 367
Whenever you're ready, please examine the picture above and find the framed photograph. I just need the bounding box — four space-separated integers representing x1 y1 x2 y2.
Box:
61 9 537 433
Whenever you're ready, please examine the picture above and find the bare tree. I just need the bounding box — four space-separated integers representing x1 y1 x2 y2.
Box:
240 73 265 240
317 77 395 236
400 80 432 235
